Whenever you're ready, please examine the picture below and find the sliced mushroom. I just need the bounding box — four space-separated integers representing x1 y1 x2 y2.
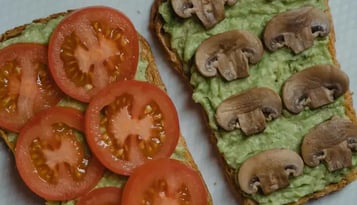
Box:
263 6 330 54
171 0 238 29
195 30 264 81
238 149 304 195
301 116 357 172
215 87 282 136
282 64 349 114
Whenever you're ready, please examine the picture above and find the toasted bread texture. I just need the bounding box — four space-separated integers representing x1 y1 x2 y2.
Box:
150 0 357 204
0 10 212 205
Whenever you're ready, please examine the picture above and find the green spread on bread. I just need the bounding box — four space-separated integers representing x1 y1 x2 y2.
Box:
159 0 356 204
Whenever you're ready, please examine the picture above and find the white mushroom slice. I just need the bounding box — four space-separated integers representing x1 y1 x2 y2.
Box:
238 149 304 195
171 0 237 29
263 6 330 54
171 0 195 18
301 116 357 172
282 64 349 114
215 87 282 136
195 30 264 81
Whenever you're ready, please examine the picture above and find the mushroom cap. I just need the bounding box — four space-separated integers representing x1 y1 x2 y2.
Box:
195 30 264 81
301 116 357 172
282 64 349 114
238 149 304 195
263 6 330 54
171 0 195 18
215 87 282 136
171 0 237 29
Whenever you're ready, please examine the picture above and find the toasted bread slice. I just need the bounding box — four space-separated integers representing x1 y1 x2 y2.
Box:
150 0 357 204
0 10 212 204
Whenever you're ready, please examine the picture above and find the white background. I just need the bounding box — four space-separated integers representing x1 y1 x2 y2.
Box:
0 0 356 204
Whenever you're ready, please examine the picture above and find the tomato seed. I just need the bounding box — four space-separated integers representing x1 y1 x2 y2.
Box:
116 148 124 157
84 84 93 90
120 36 129 47
112 31 122 41
139 141 145 150
31 153 41 160
92 22 101 32
144 105 153 114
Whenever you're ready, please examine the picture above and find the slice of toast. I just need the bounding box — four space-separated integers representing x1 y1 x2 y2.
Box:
150 0 357 204
0 10 213 204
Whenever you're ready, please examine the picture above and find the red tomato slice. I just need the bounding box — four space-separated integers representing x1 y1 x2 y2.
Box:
15 107 104 201
48 6 139 102
76 187 122 205
85 80 179 175
0 43 63 132
121 158 208 205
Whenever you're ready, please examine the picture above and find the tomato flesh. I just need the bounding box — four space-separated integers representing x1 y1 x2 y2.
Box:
85 80 179 175
76 187 122 205
0 43 63 132
49 6 139 102
102 94 165 159
15 107 104 201
29 123 88 183
121 159 208 205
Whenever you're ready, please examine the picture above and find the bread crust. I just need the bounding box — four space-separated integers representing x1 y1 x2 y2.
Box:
0 10 212 205
150 0 357 204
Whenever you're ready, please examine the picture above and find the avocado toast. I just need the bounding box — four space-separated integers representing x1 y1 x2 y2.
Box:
0 6 212 205
150 0 357 204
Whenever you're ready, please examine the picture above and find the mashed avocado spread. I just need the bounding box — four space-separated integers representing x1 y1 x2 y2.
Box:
160 0 357 204
0 15 186 205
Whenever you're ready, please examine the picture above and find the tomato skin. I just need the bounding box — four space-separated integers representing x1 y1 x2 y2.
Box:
48 6 139 102
121 158 208 205
85 80 180 175
15 107 104 201
0 43 63 132
76 187 122 205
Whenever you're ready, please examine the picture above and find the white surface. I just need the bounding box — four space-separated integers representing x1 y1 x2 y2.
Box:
0 0 356 204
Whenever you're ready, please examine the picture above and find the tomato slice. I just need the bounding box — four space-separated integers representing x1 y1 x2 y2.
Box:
85 80 179 175
76 187 122 205
0 43 63 132
121 158 208 205
15 107 104 201
48 6 139 102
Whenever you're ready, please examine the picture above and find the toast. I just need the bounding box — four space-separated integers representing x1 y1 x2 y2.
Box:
150 0 357 204
0 9 212 205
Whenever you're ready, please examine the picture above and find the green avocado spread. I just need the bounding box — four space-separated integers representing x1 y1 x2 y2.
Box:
160 0 357 204
0 15 187 205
